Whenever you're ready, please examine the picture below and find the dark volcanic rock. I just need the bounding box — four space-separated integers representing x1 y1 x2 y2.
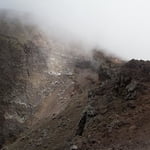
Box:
0 12 49 148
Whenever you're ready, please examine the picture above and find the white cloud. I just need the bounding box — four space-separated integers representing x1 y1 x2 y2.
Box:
1 0 150 60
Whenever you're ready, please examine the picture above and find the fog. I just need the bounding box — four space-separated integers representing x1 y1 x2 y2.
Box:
1 0 150 60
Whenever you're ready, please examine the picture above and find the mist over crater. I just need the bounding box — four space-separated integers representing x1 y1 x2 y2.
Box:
1 0 150 60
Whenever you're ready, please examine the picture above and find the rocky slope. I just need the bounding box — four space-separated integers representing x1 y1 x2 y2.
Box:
6 54 150 150
0 10 98 149
1 10 150 150
0 10 50 147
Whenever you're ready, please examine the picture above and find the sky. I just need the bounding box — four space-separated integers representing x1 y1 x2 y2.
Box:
1 0 150 60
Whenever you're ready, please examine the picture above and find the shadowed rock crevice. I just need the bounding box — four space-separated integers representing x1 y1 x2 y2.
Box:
76 112 87 136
